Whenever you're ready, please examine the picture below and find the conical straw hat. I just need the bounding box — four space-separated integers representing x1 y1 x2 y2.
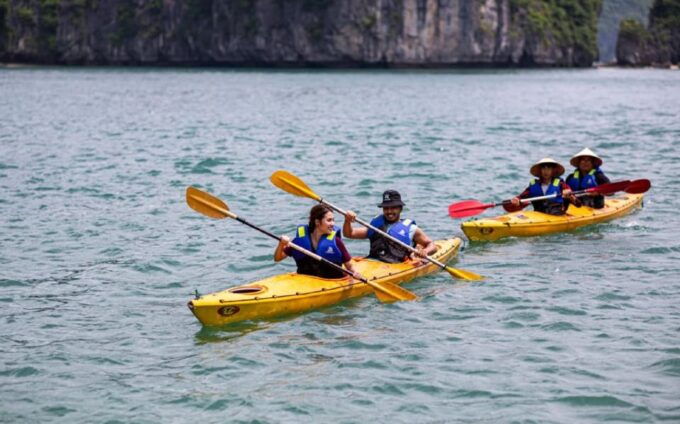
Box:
570 147 603 168
530 157 565 177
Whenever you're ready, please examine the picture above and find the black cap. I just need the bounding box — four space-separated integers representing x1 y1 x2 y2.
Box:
377 190 405 208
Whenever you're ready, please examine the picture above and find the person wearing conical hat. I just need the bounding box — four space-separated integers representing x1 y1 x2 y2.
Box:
565 148 611 209
510 158 576 215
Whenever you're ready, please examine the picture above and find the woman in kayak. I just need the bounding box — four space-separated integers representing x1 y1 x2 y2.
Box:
275 204 361 279
565 148 610 209
510 158 576 215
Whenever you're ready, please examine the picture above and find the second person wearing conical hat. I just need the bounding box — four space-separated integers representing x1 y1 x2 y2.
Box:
510 158 576 216
565 148 611 209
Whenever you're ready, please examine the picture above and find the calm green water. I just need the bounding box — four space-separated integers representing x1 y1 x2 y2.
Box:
1 67 679 423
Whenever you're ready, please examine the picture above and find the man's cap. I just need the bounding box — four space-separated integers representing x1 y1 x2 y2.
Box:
377 190 405 208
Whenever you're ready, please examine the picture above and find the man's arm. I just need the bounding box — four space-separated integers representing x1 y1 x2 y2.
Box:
343 210 369 239
412 228 437 257
511 186 531 206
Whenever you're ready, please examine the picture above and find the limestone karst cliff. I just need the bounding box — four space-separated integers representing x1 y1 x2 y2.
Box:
0 0 602 66
616 0 679 65
597 0 652 63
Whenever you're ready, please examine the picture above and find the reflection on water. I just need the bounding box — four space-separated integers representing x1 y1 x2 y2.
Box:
194 322 273 344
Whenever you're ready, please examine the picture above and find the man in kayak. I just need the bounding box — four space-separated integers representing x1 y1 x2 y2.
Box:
565 148 611 209
511 158 576 215
342 190 436 264
275 204 361 279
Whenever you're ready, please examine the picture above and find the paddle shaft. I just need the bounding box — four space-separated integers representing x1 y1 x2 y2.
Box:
517 186 615 204
190 193 365 283
491 187 612 214
451 197 546 215
526 180 636 203
259 218 417 299
268 170 482 281
450 179 641 218
238 218 362 281
317 199 451 271
480 186 618 212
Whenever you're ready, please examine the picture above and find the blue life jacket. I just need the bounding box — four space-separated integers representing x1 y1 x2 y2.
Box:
367 215 416 263
566 168 600 191
368 215 415 245
528 178 563 204
290 225 343 267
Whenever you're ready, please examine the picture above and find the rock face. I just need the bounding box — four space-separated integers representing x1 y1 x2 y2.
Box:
1 0 602 67
597 0 652 63
616 18 657 63
616 0 680 65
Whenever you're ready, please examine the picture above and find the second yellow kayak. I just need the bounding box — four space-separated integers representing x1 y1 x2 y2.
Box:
461 194 644 242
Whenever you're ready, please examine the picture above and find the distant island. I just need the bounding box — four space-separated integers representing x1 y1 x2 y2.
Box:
597 0 653 63
616 0 680 66
0 0 676 67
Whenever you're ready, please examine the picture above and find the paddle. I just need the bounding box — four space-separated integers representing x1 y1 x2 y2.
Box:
269 170 484 281
185 186 418 303
499 179 636 212
623 178 651 194
449 179 636 219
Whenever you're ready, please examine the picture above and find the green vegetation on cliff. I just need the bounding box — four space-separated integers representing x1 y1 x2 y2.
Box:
3 0 608 66
647 0 680 62
510 0 602 64
649 0 680 31
38 0 59 53
597 0 653 63
617 0 680 64
0 0 61 59
0 0 8 54
619 17 650 41
111 0 137 46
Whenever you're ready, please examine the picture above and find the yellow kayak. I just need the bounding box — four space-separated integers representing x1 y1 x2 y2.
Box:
461 194 644 242
188 238 462 326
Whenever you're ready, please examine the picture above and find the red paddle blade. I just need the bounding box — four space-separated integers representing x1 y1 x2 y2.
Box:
625 179 651 194
587 180 631 195
448 200 493 219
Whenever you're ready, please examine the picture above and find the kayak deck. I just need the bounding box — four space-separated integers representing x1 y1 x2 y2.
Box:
188 238 462 326
461 194 643 242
